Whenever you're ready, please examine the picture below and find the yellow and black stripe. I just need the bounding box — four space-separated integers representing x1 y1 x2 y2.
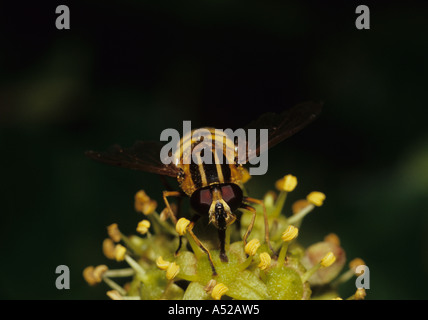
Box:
174 128 245 196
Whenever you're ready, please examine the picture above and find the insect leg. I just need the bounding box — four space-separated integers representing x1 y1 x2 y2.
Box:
243 197 276 256
240 204 257 247
186 218 217 276
162 190 182 224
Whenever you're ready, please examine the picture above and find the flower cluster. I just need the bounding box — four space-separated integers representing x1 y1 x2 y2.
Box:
83 174 366 300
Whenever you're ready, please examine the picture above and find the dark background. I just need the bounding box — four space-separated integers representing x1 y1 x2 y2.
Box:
1 1 427 299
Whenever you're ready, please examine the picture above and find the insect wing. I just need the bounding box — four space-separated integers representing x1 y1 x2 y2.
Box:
85 141 180 177
241 101 323 163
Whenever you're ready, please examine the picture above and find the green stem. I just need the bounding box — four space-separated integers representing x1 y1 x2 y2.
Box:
160 280 173 300
301 263 321 283
124 255 148 283
148 212 177 236
238 256 253 272
277 242 289 266
260 270 267 283
105 268 135 278
102 276 127 296
120 234 141 255
271 191 288 219
331 269 354 288
185 234 204 259
287 204 315 225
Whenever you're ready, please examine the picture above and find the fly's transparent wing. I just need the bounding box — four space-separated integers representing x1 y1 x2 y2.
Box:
239 101 323 163
85 141 180 177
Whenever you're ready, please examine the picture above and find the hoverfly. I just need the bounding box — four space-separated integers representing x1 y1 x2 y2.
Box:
86 101 322 275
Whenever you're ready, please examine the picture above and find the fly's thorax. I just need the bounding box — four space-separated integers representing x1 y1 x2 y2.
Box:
173 128 236 165
175 128 246 196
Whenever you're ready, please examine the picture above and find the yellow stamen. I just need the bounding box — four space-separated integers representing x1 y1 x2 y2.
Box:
332 297 343 300
302 253 336 283
136 220 151 235
264 191 276 208
244 239 261 256
306 191 326 207
258 252 271 270
141 200 157 215
211 283 228 300
320 251 336 268
354 288 367 300
83 265 109 286
349 258 366 275
83 266 97 286
204 279 217 293
324 233 340 246
281 225 299 242
107 223 121 242
331 258 366 287
275 174 298 192
135 190 150 205
102 238 116 260
166 262 180 280
272 175 297 218
93 265 108 282
278 226 298 265
176 218 191 236
156 256 171 270
134 190 157 215
159 207 169 221
114 244 127 262
106 290 124 300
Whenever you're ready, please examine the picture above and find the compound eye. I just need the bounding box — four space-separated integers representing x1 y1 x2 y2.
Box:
199 188 213 206
220 184 243 212
190 188 212 215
